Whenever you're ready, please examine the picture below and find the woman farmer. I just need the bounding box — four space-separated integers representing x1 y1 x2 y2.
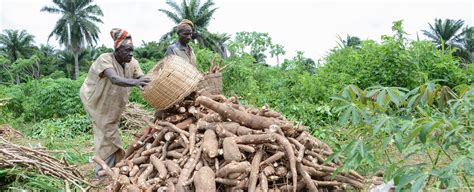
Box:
79 28 150 177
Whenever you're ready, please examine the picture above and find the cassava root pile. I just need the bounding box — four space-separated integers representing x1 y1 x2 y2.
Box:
0 136 90 190
94 94 365 191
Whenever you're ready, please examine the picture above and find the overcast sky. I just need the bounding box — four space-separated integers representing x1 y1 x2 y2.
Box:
1 0 473 64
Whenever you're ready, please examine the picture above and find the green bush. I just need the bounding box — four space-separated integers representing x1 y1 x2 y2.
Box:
0 77 84 122
0 168 64 191
31 113 91 139
138 58 157 74
329 83 473 190
47 70 66 79
322 22 472 90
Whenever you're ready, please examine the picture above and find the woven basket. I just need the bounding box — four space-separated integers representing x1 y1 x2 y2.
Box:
197 72 222 95
141 55 202 110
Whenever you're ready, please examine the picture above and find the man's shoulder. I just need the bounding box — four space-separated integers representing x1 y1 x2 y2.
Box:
96 53 113 62
129 57 139 66
167 42 180 50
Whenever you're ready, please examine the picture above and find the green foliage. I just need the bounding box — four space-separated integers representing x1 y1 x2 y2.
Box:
31 113 91 139
194 43 222 73
280 51 316 73
48 70 67 79
228 31 285 64
329 83 473 190
0 29 36 62
158 0 223 52
336 34 362 49
0 167 64 191
41 0 104 79
0 29 36 84
221 53 337 135
0 77 84 122
323 21 472 90
135 41 168 61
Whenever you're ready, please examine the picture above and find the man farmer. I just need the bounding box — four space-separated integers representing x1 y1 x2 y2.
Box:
153 19 200 121
79 28 150 177
165 19 197 67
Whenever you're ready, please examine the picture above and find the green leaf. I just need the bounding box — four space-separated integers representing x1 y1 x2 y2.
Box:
359 141 366 159
445 157 463 173
407 93 420 109
366 89 379 98
339 107 351 124
374 115 388 134
351 107 360 125
463 157 472 176
377 90 387 107
394 172 423 189
411 174 428 192
394 134 405 152
418 120 441 144
387 89 400 106
407 125 423 144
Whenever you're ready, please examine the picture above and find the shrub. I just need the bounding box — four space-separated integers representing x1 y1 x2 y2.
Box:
31 113 91 139
0 77 84 122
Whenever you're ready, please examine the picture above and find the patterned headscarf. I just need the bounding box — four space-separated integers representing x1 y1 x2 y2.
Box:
110 28 133 49
176 19 194 33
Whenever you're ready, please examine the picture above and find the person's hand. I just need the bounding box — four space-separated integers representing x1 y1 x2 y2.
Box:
136 76 151 91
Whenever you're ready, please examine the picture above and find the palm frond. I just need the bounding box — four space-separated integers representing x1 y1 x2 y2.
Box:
40 6 62 14
158 9 182 24
195 7 216 27
197 0 215 17
165 0 183 16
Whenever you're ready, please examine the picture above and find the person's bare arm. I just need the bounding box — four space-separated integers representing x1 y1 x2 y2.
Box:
103 68 150 90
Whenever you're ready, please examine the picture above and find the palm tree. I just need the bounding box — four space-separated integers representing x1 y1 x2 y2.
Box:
41 0 103 80
422 19 465 49
158 0 224 54
336 35 362 49
422 18 474 62
208 32 230 58
36 44 60 76
0 29 36 84
461 27 474 62
270 44 285 65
